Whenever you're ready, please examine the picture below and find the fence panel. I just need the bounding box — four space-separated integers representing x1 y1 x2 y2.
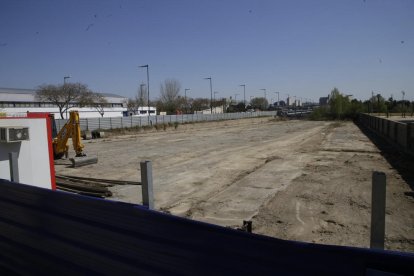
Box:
55 111 277 132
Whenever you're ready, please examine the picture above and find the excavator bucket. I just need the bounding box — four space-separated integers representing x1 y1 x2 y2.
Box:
69 155 98 168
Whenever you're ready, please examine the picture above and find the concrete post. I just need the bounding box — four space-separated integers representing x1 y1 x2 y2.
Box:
8 152 19 182
370 171 386 249
140 160 154 209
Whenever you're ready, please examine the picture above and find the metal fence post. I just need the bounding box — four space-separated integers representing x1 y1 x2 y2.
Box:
140 160 154 209
110 117 112 129
8 152 19 182
370 171 386 249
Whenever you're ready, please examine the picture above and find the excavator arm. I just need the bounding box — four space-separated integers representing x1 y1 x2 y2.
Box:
53 111 85 158
52 111 97 167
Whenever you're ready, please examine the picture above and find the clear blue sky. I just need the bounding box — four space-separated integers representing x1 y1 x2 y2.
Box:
1 0 413 103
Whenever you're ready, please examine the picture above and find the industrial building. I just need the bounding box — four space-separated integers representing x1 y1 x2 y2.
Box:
0 87 128 118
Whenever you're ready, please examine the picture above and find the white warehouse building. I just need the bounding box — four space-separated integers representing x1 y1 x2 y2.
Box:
0 87 129 119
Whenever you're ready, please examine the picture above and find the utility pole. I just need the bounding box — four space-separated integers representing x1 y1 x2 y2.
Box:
139 65 150 121
204 77 213 114
184 88 190 114
239 84 246 106
274 92 279 106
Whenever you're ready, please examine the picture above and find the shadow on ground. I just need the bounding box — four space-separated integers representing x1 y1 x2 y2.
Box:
355 120 414 197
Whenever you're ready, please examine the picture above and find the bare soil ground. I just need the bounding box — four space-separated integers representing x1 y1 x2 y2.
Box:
55 118 414 252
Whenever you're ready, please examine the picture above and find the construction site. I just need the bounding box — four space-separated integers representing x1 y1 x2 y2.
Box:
0 113 413 274
54 116 414 253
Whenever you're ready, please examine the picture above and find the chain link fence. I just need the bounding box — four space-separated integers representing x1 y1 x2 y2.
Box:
55 111 277 132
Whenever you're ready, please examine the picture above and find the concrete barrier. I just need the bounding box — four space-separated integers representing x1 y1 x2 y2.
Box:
389 121 396 141
396 122 407 148
359 113 413 156
408 123 414 150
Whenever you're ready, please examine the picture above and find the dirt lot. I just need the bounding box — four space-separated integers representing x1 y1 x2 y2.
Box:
55 117 414 252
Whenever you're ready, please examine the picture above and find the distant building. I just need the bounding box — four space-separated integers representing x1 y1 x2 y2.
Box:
125 106 157 117
197 106 224 114
0 87 128 118
287 97 302 107
319 96 329 106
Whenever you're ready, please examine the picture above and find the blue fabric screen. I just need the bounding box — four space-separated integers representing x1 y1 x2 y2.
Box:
0 179 412 275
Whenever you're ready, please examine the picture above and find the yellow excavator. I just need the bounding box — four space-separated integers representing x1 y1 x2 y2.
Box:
51 111 98 167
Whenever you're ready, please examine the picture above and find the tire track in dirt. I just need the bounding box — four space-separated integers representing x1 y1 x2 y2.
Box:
177 124 329 226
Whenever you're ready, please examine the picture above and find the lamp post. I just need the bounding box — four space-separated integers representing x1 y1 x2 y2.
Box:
274 92 279 106
239 84 246 106
140 83 146 106
261 88 266 100
185 88 190 114
64 76 71 84
402 90 406 117
204 77 213 114
63 76 71 119
213 91 219 113
139 65 150 120
234 93 239 103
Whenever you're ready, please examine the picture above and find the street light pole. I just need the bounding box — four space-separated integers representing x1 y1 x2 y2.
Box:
402 90 406 117
63 76 71 119
214 91 219 113
261 88 266 100
139 65 150 120
185 88 190 114
64 76 71 84
204 77 213 114
234 93 239 103
274 92 279 106
140 82 146 99
239 84 246 106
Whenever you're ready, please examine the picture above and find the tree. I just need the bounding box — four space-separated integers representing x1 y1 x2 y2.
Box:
36 83 92 119
126 98 138 115
311 88 368 120
329 87 351 119
190 98 210 113
159 79 181 114
369 94 387 113
81 92 109 117
250 97 268 110
227 102 246 113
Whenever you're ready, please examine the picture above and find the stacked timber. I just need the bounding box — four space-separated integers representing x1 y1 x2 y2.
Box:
55 175 140 198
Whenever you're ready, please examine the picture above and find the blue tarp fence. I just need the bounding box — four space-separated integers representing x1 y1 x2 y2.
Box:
0 179 412 275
